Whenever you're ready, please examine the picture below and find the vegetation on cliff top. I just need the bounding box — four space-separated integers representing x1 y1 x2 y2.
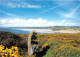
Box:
0 31 80 57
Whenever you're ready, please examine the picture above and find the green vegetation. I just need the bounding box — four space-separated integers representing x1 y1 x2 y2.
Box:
43 40 80 57
50 26 80 31
37 33 80 57
0 31 80 57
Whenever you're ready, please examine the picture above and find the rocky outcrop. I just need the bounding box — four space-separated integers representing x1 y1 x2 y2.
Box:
28 31 38 56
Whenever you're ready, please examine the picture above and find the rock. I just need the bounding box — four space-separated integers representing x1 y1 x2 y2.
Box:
28 31 38 56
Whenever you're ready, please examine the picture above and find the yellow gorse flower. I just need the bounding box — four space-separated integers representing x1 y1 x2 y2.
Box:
0 45 22 57
42 43 49 48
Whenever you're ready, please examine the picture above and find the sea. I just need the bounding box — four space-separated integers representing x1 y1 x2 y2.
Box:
0 28 60 34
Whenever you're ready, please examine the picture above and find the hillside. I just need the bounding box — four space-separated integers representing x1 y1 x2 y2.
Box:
0 31 28 57
0 31 80 57
18 33 80 57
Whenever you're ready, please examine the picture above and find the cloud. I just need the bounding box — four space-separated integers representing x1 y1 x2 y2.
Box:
33 2 70 16
64 4 80 18
0 18 76 27
52 4 80 18
5 2 44 8
0 10 16 16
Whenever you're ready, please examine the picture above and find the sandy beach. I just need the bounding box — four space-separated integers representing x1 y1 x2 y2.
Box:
16 28 52 31
58 30 80 33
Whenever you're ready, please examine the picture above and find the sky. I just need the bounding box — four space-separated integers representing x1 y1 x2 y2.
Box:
0 0 80 27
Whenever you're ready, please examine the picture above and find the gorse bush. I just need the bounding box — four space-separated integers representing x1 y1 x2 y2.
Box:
0 31 25 47
43 40 63 57
43 40 80 57
0 31 27 56
0 31 80 57
0 45 22 57
36 33 80 57
18 33 80 57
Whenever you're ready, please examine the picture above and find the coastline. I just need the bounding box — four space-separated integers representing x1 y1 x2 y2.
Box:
14 28 80 33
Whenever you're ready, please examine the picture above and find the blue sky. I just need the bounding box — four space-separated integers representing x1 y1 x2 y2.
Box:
0 0 80 27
